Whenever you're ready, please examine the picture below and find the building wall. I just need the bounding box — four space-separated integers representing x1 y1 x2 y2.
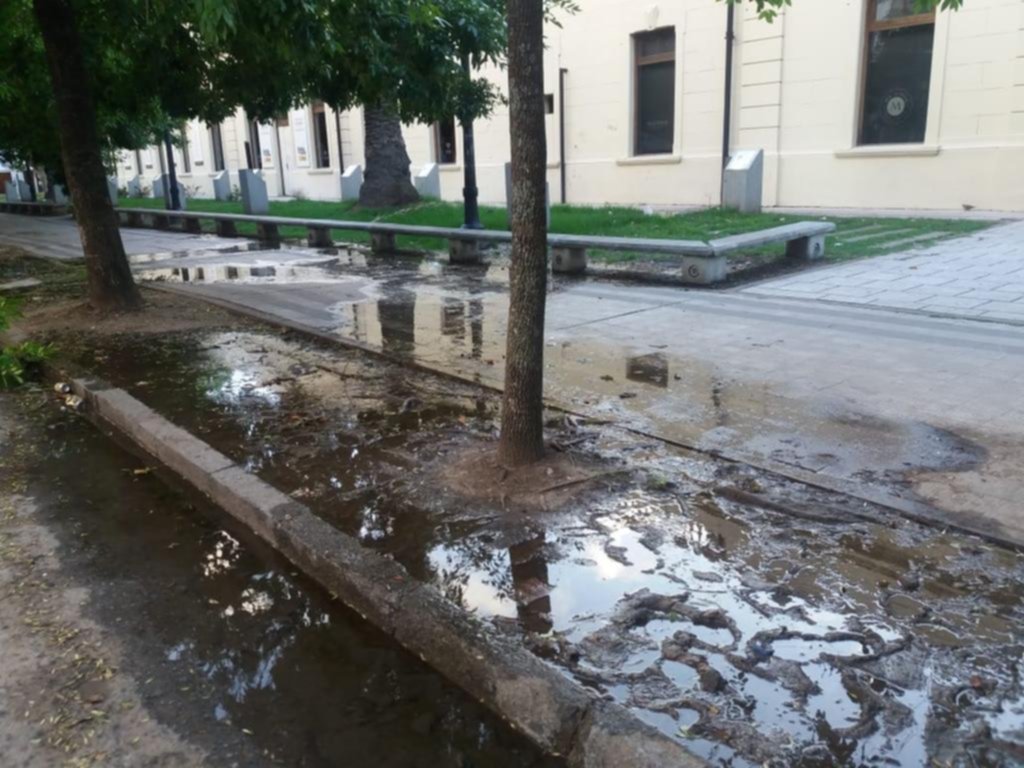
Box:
115 0 1024 212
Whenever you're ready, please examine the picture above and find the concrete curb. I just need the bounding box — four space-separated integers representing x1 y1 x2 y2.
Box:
67 375 706 767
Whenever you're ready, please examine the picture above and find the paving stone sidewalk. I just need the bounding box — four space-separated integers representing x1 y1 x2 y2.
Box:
742 220 1024 323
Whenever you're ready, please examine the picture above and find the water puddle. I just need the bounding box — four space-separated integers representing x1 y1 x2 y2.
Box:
3 390 560 767
52 326 1024 767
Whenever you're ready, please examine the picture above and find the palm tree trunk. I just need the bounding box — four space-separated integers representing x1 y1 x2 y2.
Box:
359 103 419 208
32 0 141 311
498 0 547 466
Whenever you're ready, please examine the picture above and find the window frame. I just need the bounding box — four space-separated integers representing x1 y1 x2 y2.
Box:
631 26 677 157
180 125 191 174
210 123 225 172
311 101 332 169
857 0 936 146
433 117 458 165
247 119 262 169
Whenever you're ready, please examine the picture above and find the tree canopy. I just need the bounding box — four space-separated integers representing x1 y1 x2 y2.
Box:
0 0 517 172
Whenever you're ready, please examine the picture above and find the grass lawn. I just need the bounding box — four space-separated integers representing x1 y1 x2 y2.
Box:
118 197 994 264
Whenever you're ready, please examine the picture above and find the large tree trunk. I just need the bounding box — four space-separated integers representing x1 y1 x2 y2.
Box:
33 0 140 311
359 103 419 208
498 0 547 467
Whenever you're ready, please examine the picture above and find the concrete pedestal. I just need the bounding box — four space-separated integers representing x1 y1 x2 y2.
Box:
680 255 728 285
786 234 826 261
449 239 482 264
551 247 587 275
370 232 396 253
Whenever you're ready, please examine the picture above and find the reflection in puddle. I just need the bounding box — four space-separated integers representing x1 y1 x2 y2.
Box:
60 327 1024 767
16 399 558 767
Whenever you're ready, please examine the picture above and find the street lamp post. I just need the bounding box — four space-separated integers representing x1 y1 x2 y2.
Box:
163 129 181 211
460 52 483 230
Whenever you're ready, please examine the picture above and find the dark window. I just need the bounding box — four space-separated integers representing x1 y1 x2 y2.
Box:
180 125 191 174
434 117 457 164
859 0 935 145
633 27 675 156
312 102 331 168
210 123 225 172
544 94 555 114
247 119 262 169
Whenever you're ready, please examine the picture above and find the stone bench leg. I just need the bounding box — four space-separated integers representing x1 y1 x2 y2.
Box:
448 239 481 265
150 213 170 229
786 234 826 261
124 211 143 227
680 255 728 285
257 222 280 245
370 232 396 253
551 246 587 275
307 227 332 248
215 220 238 237
182 218 202 234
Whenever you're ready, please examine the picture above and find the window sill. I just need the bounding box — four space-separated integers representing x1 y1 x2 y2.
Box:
438 163 462 171
307 168 334 175
616 154 682 167
834 144 940 159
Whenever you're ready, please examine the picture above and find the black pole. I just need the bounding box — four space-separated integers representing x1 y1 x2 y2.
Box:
163 129 181 210
720 2 735 205
333 106 345 172
460 52 483 230
558 67 568 204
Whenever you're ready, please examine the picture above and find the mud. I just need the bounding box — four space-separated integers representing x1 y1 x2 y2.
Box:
41 323 1024 767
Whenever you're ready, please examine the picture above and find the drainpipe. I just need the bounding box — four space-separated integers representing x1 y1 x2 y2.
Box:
720 2 736 206
559 67 568 204
163 129 181 210
460 52 483 230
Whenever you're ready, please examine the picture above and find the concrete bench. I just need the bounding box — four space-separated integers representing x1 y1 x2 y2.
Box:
551 221 836 284
0 200 70 216
111 206 835 285
114 207 513 263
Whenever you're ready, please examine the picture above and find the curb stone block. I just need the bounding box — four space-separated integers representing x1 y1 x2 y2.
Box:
569 700 706 768
394 581 589 755
273 511 414 633
207 464 299 543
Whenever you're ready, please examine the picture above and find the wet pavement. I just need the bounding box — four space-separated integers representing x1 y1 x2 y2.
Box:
0 390 560 767
129 242 1024 545
51 325 1024 767
0 212 250 261
4 214 1021 543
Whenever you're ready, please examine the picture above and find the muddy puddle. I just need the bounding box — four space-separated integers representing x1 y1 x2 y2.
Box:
1 389 559 767
131 246 992 521
54 326 1024 767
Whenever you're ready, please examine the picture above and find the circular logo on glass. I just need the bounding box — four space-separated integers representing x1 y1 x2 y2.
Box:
884 90 911 121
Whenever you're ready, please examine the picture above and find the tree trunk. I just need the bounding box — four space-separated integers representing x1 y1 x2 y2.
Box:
498 0 547 467
32 0 140 311
359 103 419 208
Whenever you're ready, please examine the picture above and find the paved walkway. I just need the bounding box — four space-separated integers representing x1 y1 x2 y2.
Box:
743 220 1024 323
3 212 1023 544
0 212 247 259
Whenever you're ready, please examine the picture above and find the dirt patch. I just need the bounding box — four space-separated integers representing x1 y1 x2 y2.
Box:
15 286 247 339
0 443 207 767
439 441 618 512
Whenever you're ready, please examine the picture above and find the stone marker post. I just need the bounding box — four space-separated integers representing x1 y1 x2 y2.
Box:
238 169 269 215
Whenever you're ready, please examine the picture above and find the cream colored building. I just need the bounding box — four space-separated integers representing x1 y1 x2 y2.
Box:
116 0 1024 212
